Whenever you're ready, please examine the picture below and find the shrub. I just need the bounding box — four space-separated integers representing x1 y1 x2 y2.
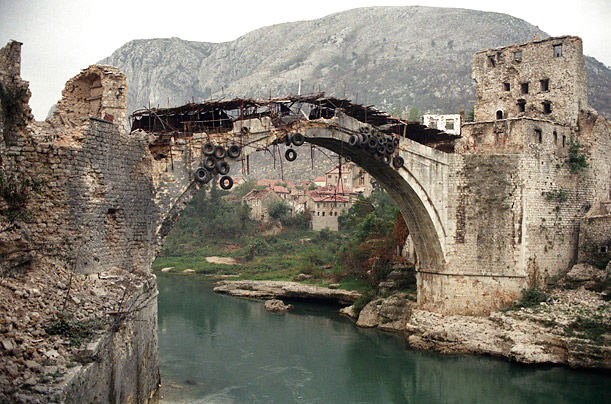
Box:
506 287 550 310
567 139 588 173
352 291 375 315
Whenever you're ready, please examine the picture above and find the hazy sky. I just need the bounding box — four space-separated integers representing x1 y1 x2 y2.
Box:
1 0 609 119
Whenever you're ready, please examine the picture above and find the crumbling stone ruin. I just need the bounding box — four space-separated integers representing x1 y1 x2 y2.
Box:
451 36 609 302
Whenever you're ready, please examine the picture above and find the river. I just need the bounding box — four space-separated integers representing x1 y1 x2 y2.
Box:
157 275 609 404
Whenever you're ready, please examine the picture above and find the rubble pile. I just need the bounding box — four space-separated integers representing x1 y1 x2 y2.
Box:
0 263 153 401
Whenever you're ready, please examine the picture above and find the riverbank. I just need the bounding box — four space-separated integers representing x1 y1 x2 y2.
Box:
211 278 609 369
347 287 609 369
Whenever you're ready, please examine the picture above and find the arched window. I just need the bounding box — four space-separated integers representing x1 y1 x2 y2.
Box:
496 110 503 119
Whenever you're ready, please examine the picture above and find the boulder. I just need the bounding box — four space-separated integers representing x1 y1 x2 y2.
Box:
264 299 293 312
339 305 357 319
356 299 383 328
214 280 360 304
563 263 607 291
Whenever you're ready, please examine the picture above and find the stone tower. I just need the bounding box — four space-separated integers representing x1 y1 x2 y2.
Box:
452 35 610 300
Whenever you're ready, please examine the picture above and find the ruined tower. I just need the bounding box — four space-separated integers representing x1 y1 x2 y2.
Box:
450 35 610 304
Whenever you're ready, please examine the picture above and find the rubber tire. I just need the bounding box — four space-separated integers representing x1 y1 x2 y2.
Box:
385 143 395 155
241 126 249 134
219 175 233 190
213 146 226 160
393 137 400 147
348 134 359 146
227 145 241 159
373 151 383 160
392 156 405 169
203 156 216 170
216 160 230 175
360 134 370 147
368 137 378 150
291 133 305 146
359 126 369 134
194 167 211 183
285 148 297 162
203 142 215 156
285 134 292 146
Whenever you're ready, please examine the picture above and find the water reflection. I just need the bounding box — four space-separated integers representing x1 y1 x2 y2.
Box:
158 275 609 404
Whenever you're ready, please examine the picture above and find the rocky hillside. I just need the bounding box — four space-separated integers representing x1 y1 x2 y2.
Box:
101 6 610 118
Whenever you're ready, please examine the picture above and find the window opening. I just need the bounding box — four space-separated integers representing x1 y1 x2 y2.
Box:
488 55 496 67
543 101 552 114
553 131 558 145
496 110 503 120
521 82 529 94
446 119 454 130
503 82 511 91
517 99 526 112
513 51 522 62
540 79 549 92
535 129 542 144
553 44 562 57
601 246 608 253
562 135 566 147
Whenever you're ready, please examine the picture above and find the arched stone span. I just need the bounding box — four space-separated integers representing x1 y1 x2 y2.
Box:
300 125 447 272
148 113 451 295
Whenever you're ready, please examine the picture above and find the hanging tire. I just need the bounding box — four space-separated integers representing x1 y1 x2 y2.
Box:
393 137 400 147
377 144 386 155
385 143 395 154
216 160 230 175
203 142 215 156
241 126 249 134
285 134 292 146
203 156 216 170
194 167 211 183
392 156 405 169
219 175 233 190
213 146 226 159
360 133 370 147
291 133 305 146
285 148 297 162
348 134 359 146
227 144 241 159
368 137 378 149
359 126 369 134
373 151 383 160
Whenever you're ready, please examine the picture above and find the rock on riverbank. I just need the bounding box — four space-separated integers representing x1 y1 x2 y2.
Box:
348 287 610 369
213 280 360 304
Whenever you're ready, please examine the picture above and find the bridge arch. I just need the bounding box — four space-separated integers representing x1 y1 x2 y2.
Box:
300 125 447 271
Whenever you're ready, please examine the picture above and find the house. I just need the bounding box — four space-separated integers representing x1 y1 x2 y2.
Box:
308 193 351 231
324 162 372 196
422 114 461 136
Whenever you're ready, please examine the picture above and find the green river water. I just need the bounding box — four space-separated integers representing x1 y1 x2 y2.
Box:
157 275 609 404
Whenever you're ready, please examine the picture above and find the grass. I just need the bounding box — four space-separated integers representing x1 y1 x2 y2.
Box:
153 226 378 293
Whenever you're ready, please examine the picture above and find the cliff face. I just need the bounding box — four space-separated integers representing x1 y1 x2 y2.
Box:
100 6 611 119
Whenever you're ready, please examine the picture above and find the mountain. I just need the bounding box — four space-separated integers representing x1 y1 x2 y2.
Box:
100 6 610 118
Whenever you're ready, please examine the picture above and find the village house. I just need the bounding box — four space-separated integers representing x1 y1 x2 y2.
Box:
324 162 373 196
422 114 462 135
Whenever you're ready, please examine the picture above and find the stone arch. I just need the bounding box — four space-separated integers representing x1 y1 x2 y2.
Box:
302 127 446 271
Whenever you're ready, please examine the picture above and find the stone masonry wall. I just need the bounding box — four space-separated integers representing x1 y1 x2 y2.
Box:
473 36 588 126
0 42 161 402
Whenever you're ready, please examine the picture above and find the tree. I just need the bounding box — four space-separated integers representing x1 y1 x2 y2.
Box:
408 106 420 122
267 200 291 220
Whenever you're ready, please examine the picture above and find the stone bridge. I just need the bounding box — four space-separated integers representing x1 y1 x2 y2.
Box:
2 36 609 319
